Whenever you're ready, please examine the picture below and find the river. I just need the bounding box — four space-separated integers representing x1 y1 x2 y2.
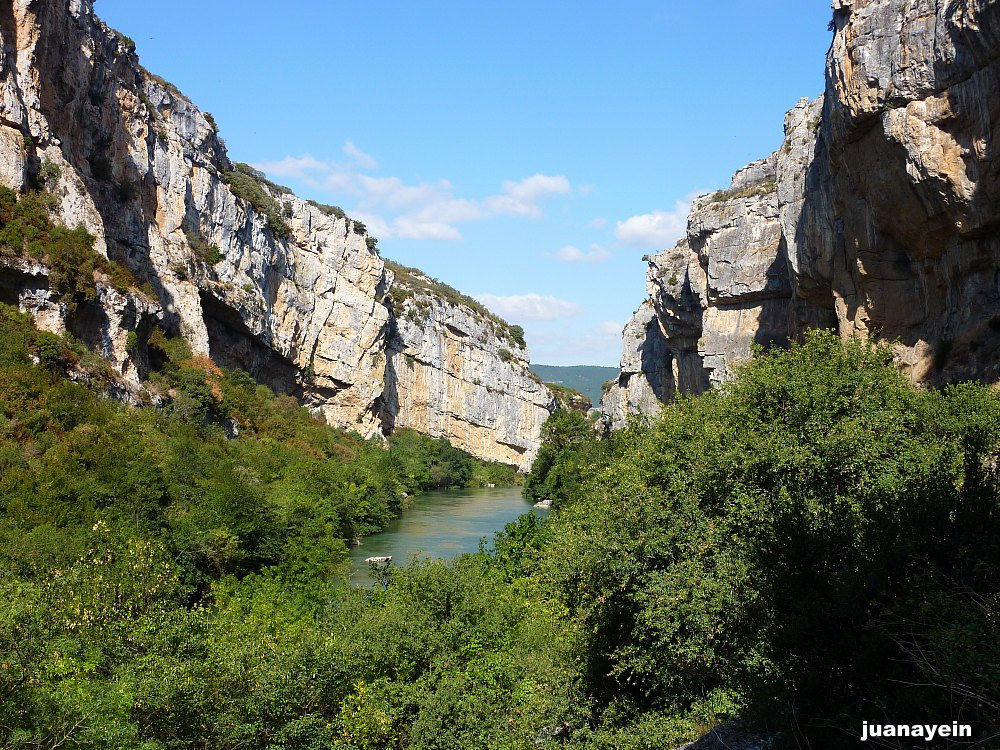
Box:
346 485 547 586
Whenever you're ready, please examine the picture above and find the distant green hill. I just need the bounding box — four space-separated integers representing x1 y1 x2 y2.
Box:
530 364 619 407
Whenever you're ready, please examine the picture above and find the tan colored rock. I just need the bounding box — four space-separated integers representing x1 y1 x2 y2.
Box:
383 271 553 469
0 0 553 465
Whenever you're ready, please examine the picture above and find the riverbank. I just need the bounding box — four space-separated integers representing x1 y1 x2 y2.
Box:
347 485 546 585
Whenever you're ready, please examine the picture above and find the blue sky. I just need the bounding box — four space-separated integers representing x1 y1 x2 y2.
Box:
97 0 833 366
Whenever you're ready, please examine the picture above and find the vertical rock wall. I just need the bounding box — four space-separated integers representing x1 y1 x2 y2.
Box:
605 0 1000 425
0 0 552 465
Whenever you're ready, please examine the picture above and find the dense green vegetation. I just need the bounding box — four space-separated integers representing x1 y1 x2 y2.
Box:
0 187 150 306
222 164 293 239
389 429 517 492
3 278 998 750
523 409 605 508
0 303 529 748
533 333 1000 746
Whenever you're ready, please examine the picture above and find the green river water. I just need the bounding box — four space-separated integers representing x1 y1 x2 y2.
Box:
346 485 547 586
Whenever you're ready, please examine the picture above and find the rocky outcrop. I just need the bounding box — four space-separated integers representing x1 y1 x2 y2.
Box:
383 269 552 468
0 0 552 467
0 256 160 385
605 0 1000 424
602 301 673 430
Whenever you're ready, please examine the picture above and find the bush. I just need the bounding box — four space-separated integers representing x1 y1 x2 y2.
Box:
184 228 223 265
222 164 292 239
384 259 523 343
307 200 346 220
37 159 62 188
0 188 145 307
509 324 526 348
523 409 601 507
542 331 1000 744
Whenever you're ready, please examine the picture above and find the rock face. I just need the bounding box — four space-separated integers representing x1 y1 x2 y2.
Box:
383 269 552 467
605 0 1000 424
0 0 552 468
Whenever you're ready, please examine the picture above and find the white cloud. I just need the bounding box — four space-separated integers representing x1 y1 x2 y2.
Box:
503 174 571 202
475 293 583 321
527 321 626 366
251 154 572 241
615 198 692 248
254 154 331 181
343 140 379 169
597 320 623 336
554 244 611 264
586 217 608 229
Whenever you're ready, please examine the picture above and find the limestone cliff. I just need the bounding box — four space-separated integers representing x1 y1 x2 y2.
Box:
605 0 1000 424
382 263 552 468
0 0 552 467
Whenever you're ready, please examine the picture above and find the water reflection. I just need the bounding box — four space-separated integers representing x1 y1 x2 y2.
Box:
346 486 547 586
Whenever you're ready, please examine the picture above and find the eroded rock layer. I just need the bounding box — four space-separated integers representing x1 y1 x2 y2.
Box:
605 0 1000 424
0 0 552 467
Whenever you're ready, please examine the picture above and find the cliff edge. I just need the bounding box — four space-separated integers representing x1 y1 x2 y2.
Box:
605 0 1000 427
0 0 552 468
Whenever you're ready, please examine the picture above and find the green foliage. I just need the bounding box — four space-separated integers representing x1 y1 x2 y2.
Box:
388 428 515 493
110 27 136 54
222 163 292 239
329 554 582 750
0 187 146 309
543 381 590 410
522 409 602 508
384 259 523 345
708 178 777 204
541 331 1000 744
509 324 525 348
306 200 346 220
184 228 223 266
37 159 62 188
5 306 998 749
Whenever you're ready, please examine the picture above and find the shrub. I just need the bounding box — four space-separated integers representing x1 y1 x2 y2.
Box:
543 331 1000 743
708 178 777 204
37 160 62 188
509 324 526 348
307 200 346 220
110 28 136 54
0 188 145 309
222 164 292 239
384 259 522 342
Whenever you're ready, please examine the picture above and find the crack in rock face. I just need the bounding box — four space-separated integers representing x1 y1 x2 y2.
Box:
0 0 553 468
604 0 1000 425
